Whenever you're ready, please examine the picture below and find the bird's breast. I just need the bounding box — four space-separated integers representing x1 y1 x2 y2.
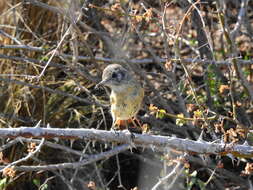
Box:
110 84 144 120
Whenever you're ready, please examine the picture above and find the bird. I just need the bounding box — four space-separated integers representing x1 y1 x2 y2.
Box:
96 64 144 130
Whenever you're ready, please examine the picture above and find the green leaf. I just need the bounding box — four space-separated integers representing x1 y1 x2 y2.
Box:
0 178 7 189
33 179 40 187
156 109 166 119
176 114 186 126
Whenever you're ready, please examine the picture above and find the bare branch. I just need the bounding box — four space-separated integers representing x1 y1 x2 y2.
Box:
1 138 45 172
0 77 105 107
0 127 252 157
0 44 44 52
1 50 252 66
217 0 253 101
0 144 130 172
231 0 249 39
152 155 185 190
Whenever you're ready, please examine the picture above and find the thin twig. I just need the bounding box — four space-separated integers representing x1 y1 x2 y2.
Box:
0 144 130 172
217 0 253 101
0 29 22 45
231 0 249 39
0 77 105 106
1 138 45 172
1 48 253 65
151 155 185 190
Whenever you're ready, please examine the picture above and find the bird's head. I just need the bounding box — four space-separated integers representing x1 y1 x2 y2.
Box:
96 64 131 92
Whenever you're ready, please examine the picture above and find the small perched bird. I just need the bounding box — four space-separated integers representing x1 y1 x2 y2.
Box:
96 64 144 129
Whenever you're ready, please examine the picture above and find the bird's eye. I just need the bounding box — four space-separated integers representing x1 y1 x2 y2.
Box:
112 72 117 78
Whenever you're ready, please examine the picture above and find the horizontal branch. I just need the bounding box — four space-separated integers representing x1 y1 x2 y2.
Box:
0 127 252 158
0 44 44 52
0 77 106 108
0 53 66 70
1 144 130 172
0 77 91 104
62 55 253 66
1 46 253 66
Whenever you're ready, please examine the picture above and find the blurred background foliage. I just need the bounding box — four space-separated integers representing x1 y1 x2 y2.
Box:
0 0 253 189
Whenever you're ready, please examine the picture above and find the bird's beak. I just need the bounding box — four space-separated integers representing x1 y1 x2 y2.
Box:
95 78 110 89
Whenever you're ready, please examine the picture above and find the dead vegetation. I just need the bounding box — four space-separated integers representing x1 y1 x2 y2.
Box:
0 0 253 189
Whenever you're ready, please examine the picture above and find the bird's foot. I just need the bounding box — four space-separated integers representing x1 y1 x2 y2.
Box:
121 129 136 153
